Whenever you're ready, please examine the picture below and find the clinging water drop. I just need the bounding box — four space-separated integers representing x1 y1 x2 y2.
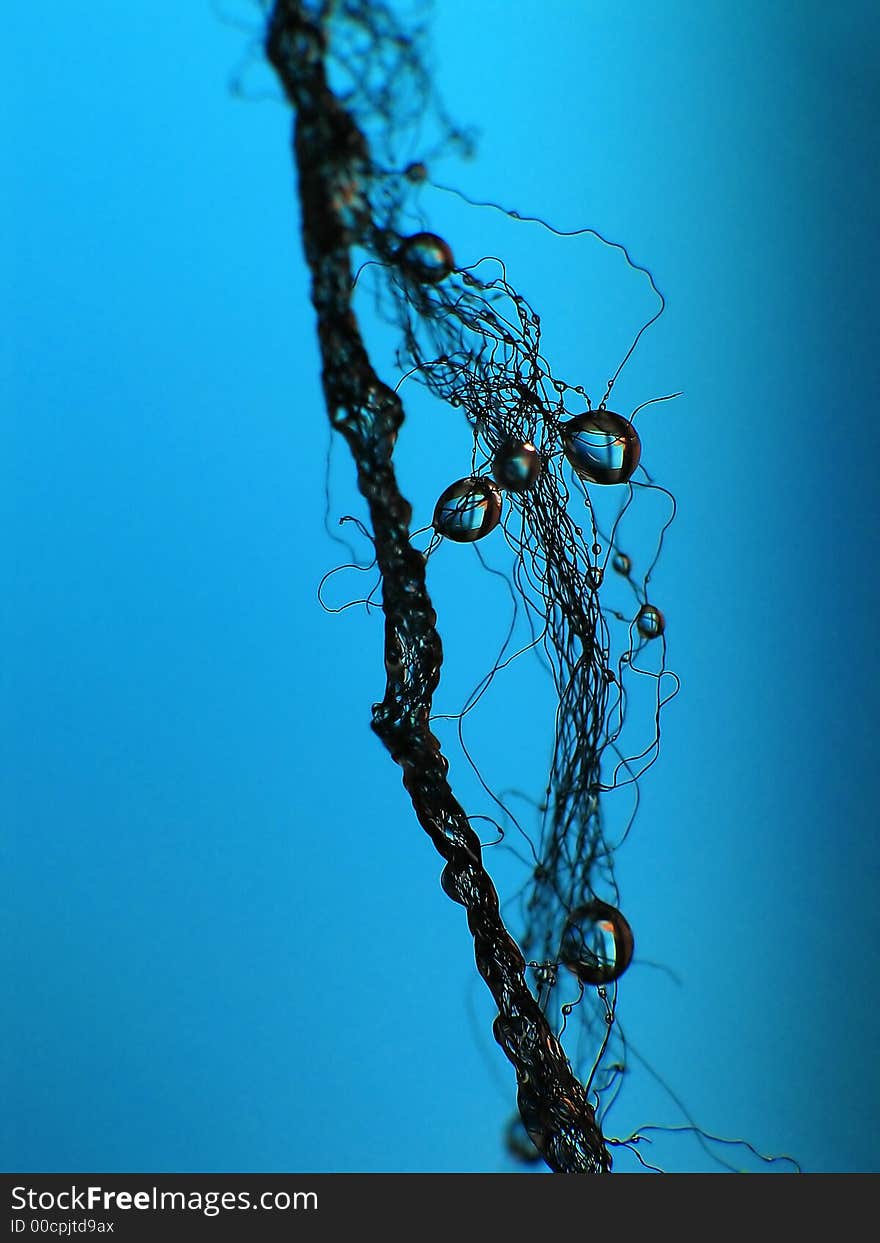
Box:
433 477 502 543
559 899 635 986
397 231 455 284
561 409 641 485
636 603 665 639
492 440 542 492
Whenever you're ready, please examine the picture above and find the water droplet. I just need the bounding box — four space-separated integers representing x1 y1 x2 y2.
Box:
403 161 428 183
492 440 542 492
636 603 665 639
397 232 455 284
559 899 634 985
560 409 641 485
440 863 468 906
505 1114 542 1164
612 551 632 576
433 477 502 543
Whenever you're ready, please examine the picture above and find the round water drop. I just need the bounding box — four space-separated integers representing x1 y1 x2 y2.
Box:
612 551 632 576
560 409 641 485
492 440 541 492
504 1114 542 1164
560 899 634 986
398 232 455 284
636 602 665 639
433 477 502 543
403 161 428 183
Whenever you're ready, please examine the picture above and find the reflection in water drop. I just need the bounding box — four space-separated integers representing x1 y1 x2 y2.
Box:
433 477 502 542
560 899 634 985
397 231 455 284
492 440 542 492
636 603 665 639
561 410 641 485
612 551 632 576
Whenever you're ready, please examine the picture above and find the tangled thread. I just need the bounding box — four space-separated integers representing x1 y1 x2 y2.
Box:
264 0 799 1175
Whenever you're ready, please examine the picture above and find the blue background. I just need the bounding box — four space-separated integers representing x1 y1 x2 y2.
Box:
3 1 879 1172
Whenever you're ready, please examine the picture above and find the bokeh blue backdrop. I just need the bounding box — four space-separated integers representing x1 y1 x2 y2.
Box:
3 1 879 1173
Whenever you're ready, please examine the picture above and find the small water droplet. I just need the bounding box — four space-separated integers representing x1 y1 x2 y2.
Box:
636 603 665 639
492 440 542 492
612 551 632 576
504 1115 542 1164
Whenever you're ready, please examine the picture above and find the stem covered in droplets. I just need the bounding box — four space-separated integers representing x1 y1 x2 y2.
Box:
265 0 610 1173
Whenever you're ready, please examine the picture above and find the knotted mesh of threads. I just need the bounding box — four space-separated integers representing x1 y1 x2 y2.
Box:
266 0 613 1173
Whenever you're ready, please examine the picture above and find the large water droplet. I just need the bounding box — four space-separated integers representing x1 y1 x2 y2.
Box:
559 899 634 985
612 551 632 576
492 440 542 492
636 603 665 639
397 232 455 284
561 410 641 485
433 477 502 543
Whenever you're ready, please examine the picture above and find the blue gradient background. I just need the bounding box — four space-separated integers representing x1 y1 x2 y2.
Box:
3 1 879 1173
